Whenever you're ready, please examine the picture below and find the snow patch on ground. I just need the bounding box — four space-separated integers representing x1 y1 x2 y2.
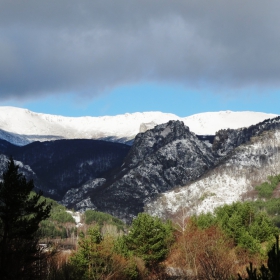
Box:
66 211 83 227
146 171 250 218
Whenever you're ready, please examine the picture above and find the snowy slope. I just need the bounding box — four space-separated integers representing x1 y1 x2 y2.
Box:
0 106 277 145
145 129 280 218
184 110 278 135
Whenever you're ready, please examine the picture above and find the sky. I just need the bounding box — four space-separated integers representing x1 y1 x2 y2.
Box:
1 0 280 117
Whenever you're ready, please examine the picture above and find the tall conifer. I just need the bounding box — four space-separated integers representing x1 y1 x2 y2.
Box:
0 158 51 279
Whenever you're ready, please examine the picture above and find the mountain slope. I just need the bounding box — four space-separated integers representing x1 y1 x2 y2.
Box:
0 139 130 200
1 106 279 222
0 106 277 145
61 116 280 222
184 110 278 135
62 121 217 221
146 121 280 219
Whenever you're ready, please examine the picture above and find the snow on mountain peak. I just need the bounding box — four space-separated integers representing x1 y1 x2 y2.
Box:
183 110 278 135
0 106 277 146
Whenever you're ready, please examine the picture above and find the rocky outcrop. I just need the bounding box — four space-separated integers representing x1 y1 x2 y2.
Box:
60 178 106 208
212 116 280 155
79 121 217 222
146 126 280 220
71 117 280 222
139 122 157 133
0 154 43 194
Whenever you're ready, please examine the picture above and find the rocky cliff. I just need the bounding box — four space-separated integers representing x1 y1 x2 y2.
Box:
64 121 217 221
63 117 280 222
212 116 280 155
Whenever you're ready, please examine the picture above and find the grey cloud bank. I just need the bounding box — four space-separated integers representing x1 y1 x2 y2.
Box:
0 0 279 100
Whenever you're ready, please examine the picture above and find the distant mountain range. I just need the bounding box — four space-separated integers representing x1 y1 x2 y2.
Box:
0 106 279 222
0 106 277 145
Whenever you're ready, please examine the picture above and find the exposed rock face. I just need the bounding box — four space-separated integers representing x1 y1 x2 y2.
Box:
61 178 106 208
146 129 280 219
125 121 215 168
66 117 280 222
212 116 280 155
139 122 157 133
0 154 37 183
76 121 217 222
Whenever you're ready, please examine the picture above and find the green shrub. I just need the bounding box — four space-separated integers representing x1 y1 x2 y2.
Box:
84 210 125 231
255 175 280 199
192 201 278 253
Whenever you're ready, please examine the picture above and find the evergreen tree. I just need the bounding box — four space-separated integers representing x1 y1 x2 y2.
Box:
125 213 174 267
0 158 51 279
70 226 104 280
238 237 280 280
69 226 134 280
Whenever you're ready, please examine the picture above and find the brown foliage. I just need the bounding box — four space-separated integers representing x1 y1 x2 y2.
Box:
168 221 238 279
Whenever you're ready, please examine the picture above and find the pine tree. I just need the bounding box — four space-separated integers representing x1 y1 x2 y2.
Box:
238 237 280 280
125 213 174 267
266 236 280 280
69 226 134 279
0 158 51 279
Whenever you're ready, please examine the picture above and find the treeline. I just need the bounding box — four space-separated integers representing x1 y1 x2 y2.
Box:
0 159 52 279
0 158 129 279
250 174 280 228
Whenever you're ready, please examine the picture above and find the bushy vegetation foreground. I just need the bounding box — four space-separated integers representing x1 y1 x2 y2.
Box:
1 158 280 279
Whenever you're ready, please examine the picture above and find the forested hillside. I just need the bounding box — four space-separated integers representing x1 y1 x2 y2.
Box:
40 175 280 279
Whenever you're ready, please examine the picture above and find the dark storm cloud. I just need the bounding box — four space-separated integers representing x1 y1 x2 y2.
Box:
1 0 280 100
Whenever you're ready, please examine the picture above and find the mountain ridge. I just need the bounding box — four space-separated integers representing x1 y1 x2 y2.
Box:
60 116 280 222
1 106 280 222
0 106 277 146
0 139 130 200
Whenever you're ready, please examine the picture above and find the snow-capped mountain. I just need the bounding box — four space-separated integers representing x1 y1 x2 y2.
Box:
1 106 280 223
61 116 280 222
0 106 277 146
183 110 278 135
